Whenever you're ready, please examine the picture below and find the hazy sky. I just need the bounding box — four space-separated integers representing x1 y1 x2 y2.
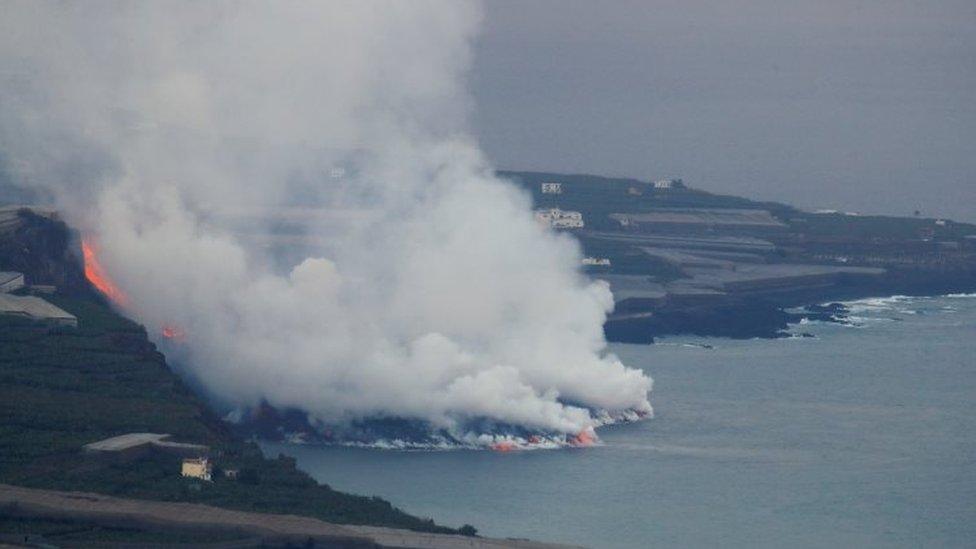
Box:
472 0 976 221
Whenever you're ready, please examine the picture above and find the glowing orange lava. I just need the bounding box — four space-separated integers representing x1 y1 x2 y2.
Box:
161 325 187 342
490 440 517 453
81 237 128 306
569 428 597 447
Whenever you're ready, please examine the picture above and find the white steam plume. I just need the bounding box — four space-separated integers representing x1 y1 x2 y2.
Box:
0 1 651 445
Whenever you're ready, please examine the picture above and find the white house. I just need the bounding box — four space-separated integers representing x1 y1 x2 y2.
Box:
582 257 611 266
653 179 674 189
535 208 583 229
181 457 213 481
541 182 562 194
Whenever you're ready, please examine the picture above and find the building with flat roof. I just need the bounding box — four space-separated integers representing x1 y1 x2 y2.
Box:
182 457 213 481
535 208 584 229
83 433 210 463
582 257 611 266
0 293 76 326
652 178 685 190
541 182 562 194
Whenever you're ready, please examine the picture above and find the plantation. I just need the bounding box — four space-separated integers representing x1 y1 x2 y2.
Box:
0 296 457 534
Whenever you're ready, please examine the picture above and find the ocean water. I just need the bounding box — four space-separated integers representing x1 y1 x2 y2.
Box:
264 294 976 548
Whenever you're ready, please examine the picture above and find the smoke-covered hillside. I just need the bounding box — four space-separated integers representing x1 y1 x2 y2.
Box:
0 2 651 447
0 285 462 535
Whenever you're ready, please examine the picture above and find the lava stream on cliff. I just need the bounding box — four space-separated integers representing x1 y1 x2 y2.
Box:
81 237 128 307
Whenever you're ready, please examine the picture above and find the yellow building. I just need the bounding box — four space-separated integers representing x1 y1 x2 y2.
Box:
181 457 212 481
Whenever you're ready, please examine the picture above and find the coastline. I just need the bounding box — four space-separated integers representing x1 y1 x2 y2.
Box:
604 276 976 343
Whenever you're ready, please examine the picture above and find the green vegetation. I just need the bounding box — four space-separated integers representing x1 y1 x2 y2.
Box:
578 235 686 280
501 170 976 280
500 170 800 279
0 296 457 535
789 211 976 241
500 169 976 239
500 170 798 231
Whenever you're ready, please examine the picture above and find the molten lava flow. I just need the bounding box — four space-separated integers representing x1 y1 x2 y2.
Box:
161 324 187 342
491 440 517 453
569 428 597 447
81 237 128 306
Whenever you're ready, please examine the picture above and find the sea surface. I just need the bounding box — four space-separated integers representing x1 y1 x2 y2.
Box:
263 294 976 548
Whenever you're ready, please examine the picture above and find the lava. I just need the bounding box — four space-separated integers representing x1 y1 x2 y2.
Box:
490 440 517 453
81 237 128 306
569 427 597 447
161 324 186 342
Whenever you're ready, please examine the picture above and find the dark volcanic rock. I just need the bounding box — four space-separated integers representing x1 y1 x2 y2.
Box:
605 299 797 343
0 208 89 294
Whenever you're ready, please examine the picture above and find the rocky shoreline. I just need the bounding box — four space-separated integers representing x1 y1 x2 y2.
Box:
603 275 976 343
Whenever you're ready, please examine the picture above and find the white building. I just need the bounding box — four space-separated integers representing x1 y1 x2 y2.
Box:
582 257 611 266
653 179 674 189
535 208 583 229
0 271 25 293
541 182 562 194
182 457 213 481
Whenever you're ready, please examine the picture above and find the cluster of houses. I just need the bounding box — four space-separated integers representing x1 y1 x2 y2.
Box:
536 182 583 228
542 178 682 196
535 177 685 230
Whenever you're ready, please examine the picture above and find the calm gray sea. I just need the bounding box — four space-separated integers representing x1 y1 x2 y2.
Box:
264 294 976 548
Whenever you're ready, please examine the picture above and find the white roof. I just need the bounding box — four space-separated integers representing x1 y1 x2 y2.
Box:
0 271 23 284
0 294 76 322
84 433 171 452
84 432 209 454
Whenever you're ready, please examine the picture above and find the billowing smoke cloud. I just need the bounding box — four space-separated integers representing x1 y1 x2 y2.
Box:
0 1 651 446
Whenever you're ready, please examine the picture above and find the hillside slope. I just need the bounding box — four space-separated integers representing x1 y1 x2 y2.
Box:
500 170 976 341
0 293 461 536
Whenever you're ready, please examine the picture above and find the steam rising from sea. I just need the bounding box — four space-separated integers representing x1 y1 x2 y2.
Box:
0 2 651 446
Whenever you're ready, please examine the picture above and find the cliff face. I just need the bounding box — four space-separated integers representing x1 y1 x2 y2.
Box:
0 207 88 294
